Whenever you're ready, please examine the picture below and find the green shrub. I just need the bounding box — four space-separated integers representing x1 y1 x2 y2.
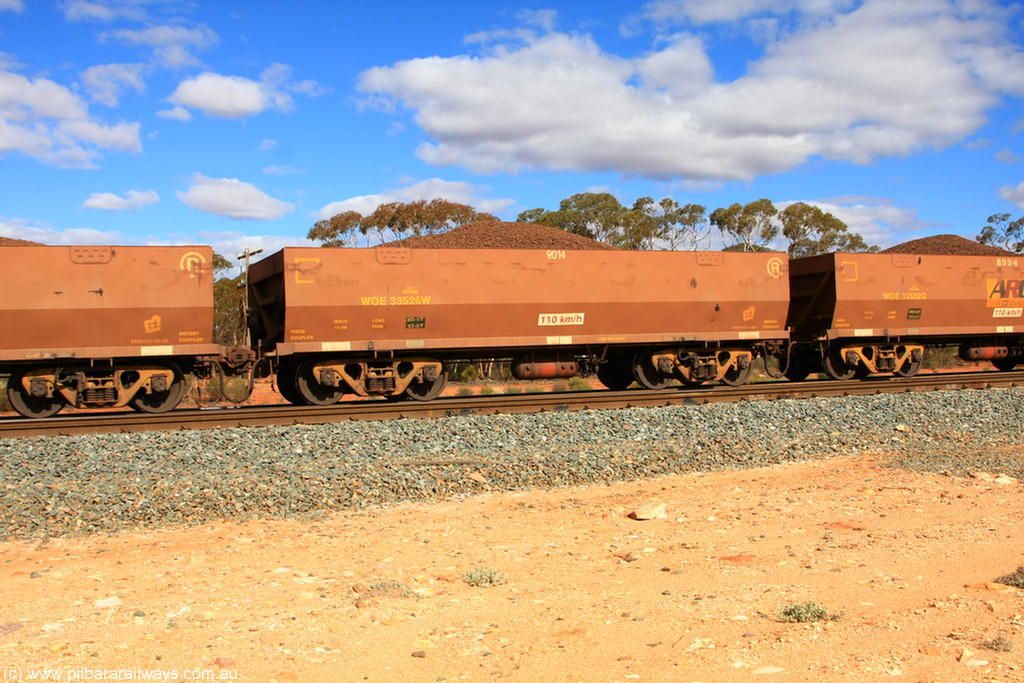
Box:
479 385 495 395
779 602 843 623
980 636 1013 652
456 386 474 397
996 566 1024 589
457 364 479 382
463 566 506 587
0 377 8 412
568 376 591 391
504 386 522 394
551 379 570 392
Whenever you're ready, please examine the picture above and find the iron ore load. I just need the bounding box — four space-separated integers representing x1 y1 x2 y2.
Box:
1 228 1022 419
246 247 791 403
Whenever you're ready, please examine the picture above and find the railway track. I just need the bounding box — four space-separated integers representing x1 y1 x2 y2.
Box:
1 370 1022 440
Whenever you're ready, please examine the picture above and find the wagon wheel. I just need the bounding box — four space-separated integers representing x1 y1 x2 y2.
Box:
129 364 186 414
295 360 345 406
993 357 1018 372
895 357 922 377
7 372 64 418
403 366 448 401
720 360 754 387
823 347 857 380
274 358 307 405
783 355 811 382
633 352 671 390
597 358 634 390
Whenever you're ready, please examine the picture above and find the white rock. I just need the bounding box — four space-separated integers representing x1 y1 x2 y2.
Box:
93 596 122 608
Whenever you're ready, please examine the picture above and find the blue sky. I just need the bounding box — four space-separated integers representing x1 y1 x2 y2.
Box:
1 0 1023 262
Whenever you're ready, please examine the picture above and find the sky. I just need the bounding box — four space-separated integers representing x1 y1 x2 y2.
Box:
1 0 1023 264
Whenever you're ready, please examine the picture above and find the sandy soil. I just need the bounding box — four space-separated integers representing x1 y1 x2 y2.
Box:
1 453 1023 683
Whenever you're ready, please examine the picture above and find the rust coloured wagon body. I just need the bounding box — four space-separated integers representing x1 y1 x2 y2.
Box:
0 245 222 417
786 251 1024 378
248 246 791 403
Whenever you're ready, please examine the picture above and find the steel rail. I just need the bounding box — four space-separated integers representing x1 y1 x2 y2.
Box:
1 370 1022 440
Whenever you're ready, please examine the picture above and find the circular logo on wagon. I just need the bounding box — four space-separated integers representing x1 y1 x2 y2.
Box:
179 251 206 274
766 257 784 279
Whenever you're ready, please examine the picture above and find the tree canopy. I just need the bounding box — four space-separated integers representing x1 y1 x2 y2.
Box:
710 199 779 252
212 252 246 346
517 192 711 251
780 202 877 257
310 192 877 256
308 199 496 247
977 212 1024 253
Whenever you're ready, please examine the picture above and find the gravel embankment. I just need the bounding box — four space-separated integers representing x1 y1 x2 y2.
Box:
1 388 1022 540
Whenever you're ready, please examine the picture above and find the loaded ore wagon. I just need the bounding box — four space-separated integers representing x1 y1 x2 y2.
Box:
1 245 223 417
786 251 1024 379
247 246 791 403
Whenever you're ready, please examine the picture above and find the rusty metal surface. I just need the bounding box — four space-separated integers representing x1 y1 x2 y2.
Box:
788 252 1024 340
248 247 791 356
0 246 218 362
2 370 1021 439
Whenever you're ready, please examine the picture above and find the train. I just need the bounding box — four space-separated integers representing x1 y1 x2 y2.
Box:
1 242 1022 418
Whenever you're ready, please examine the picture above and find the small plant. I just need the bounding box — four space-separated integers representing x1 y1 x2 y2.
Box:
995 566 1024 589
456 387 474 397
980 636 1014 652
551 379 570 392
504 386 522 394
0 378 8 412
568 376 591 391
361 580 410 599
524 385 543 394
479 384 495 395
457 364 479 383
462 566 506 587
779 601 843 623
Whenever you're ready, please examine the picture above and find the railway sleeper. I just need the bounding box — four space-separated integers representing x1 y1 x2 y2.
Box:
647 349 755 387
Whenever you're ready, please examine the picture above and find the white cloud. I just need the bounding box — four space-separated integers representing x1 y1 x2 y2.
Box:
168 65 322 119
315 178 515 220
169 73 269 118
999 182 1024 210
80 63 145 106
156 105 191 121
104 25 218 69
790 196 941 248
257 138 278 151
262 165 303 175
196 231 315 264
63 0 146 22
82 189 159 211
995 148 1022 163
644 0 856 24
177 174 294 220
0 67 142 167
0 0 24 12
358 1 1024 182
0 217 120 245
